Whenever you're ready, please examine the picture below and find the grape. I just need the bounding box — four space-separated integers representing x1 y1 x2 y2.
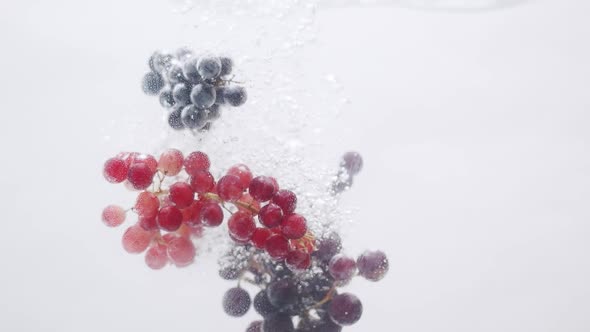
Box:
122 224 153 254
189 170 215 194
101 205 126 227
249 176 278 202
131 154 158 174
328 254 357 281
127 163 154 190
263 314 294 332
184 152 210 175
134 191 160 218
227 164 253 189
228 211 256 242
328 293 363 326
167 106 185 130
157 149 184 176
253 290 278 317
141 72 164 95
266 278 298 308
157 206 183 232
181 105 208 129
222 287 251 317
190 84 216 108
167 236 196 267
145 243 168 270
214 86 226 105
148 51 173 73
246 321 263 332
169 182 195 209
265 234 290 260
217 175 245 201
258 203 283 228
219 57 233 76
272 190 297 215
182 57 202 84
197 56 222 80
103 157 128 183
159 89 175 108
281 214 307 240
251 228 272 249
138 214 158 231
219 265 242 280
286 249 311 271
315 232 342 262
167 64 187 85
175 47 193 59
200 202 223 227
223 86 248 107
357 250 389 282
341 152 363 176
172 83 192 106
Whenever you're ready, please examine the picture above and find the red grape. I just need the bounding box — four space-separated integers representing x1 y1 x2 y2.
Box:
281 214 307 239
134 191 159 218
272 190 297 215
101 205 126 227
251 228 272 249
127 163 155 190
122 224 154 254
138 214 158 231
264 234 290 259
236 193 261 214
158 149 184 176
145 243 168 270
132 154 158 174
169 182 195 208
328 293 363 326
157 206 183 231
200 202 224 227
328 254 357 281
227 164 253 189
217 175 244 202
286 249 311 270
228 211 256 242
184 151 210 176
248 176 277 202
258 203 283 228
183 200 204 227
189 170 215 194
167 236 196 267
103 157 128 183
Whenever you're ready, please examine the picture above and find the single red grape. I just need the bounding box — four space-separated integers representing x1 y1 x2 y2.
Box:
158 149 184 176
281 214 307 239
328 254 357 281
286 249 311 270
248 176 278 202
169 182 195 208
217 175 244 201
227 164 253 189
103 157 128 183
101 205 126 227
167 236 196 267
122 224 154 254
145 243 168 270
138 214 158 231
272 190 297 215
200 202 224 227
264 234 290 260
127 163 155 190
258 203 283 228
190 170 215 194
184 151 210 176
228 211 256 242
251 228 272 249
157 206 183 231
134 191 159 218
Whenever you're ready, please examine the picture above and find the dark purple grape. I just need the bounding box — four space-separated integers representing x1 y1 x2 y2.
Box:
197 56 222 80
167 106 184 130
254 290 278 317
328 254 357 281
141 72 164 95
266 278 298 308
168 64 187 85
207 104 221 121
215 86 226 105
148 51 173 73
190 83 216 108
222 287 251 317
172 83 191 106
220 57 233 76
357 250 389 281
223 86 247 107
246 321 263 332
315 232 342 262
341 152 363 175
181 105 208 129
159 89 175 108
219 265 242 280
182 58 202 84
328 293 362 326
263 313 294 332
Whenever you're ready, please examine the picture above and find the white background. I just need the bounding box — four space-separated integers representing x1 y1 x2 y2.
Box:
0 0 589 331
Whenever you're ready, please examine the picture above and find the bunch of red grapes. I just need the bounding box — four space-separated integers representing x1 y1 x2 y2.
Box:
101 148 388 331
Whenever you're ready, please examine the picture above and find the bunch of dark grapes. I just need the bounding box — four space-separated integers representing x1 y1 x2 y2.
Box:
101 149 314 270
141 48 247 132
217 152 390 331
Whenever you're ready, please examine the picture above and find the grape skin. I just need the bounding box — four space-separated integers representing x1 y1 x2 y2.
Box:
141 72 164 95
190 84 216 108
222 287 251 317
357 250 389 282
197 56 222 80
328 293 363 326
181 105 208 130
223 86 248 107
172 83 192 106
167 106 185 130
262 313 294 332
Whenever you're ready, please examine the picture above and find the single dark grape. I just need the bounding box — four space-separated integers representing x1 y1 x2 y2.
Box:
341 151 363 175
357 250 389 282
141 72 164 95
181 105 208 129
328 293 363 326
214 86 226 105
167 106 184 130
263 313 294 332
197 56 222 79
254 290 278 318
220 57 233 76
182 58 202 84
172 83 191 106
168 64 187 85
159 89 175 108
223 86 248 107
191 83 216 108
300 274 334 303
219 265 242 280
315 232 342 262
222 287 251 317
246 321 263 332
207 104 221 121
148 51 173 73
266 278 298 308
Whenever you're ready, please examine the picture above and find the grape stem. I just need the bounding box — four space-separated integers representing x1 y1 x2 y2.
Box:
202 192 260 214
310 285 337 309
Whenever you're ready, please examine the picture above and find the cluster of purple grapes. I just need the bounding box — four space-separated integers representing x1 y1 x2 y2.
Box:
141 48 247 132
218 153 389 332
